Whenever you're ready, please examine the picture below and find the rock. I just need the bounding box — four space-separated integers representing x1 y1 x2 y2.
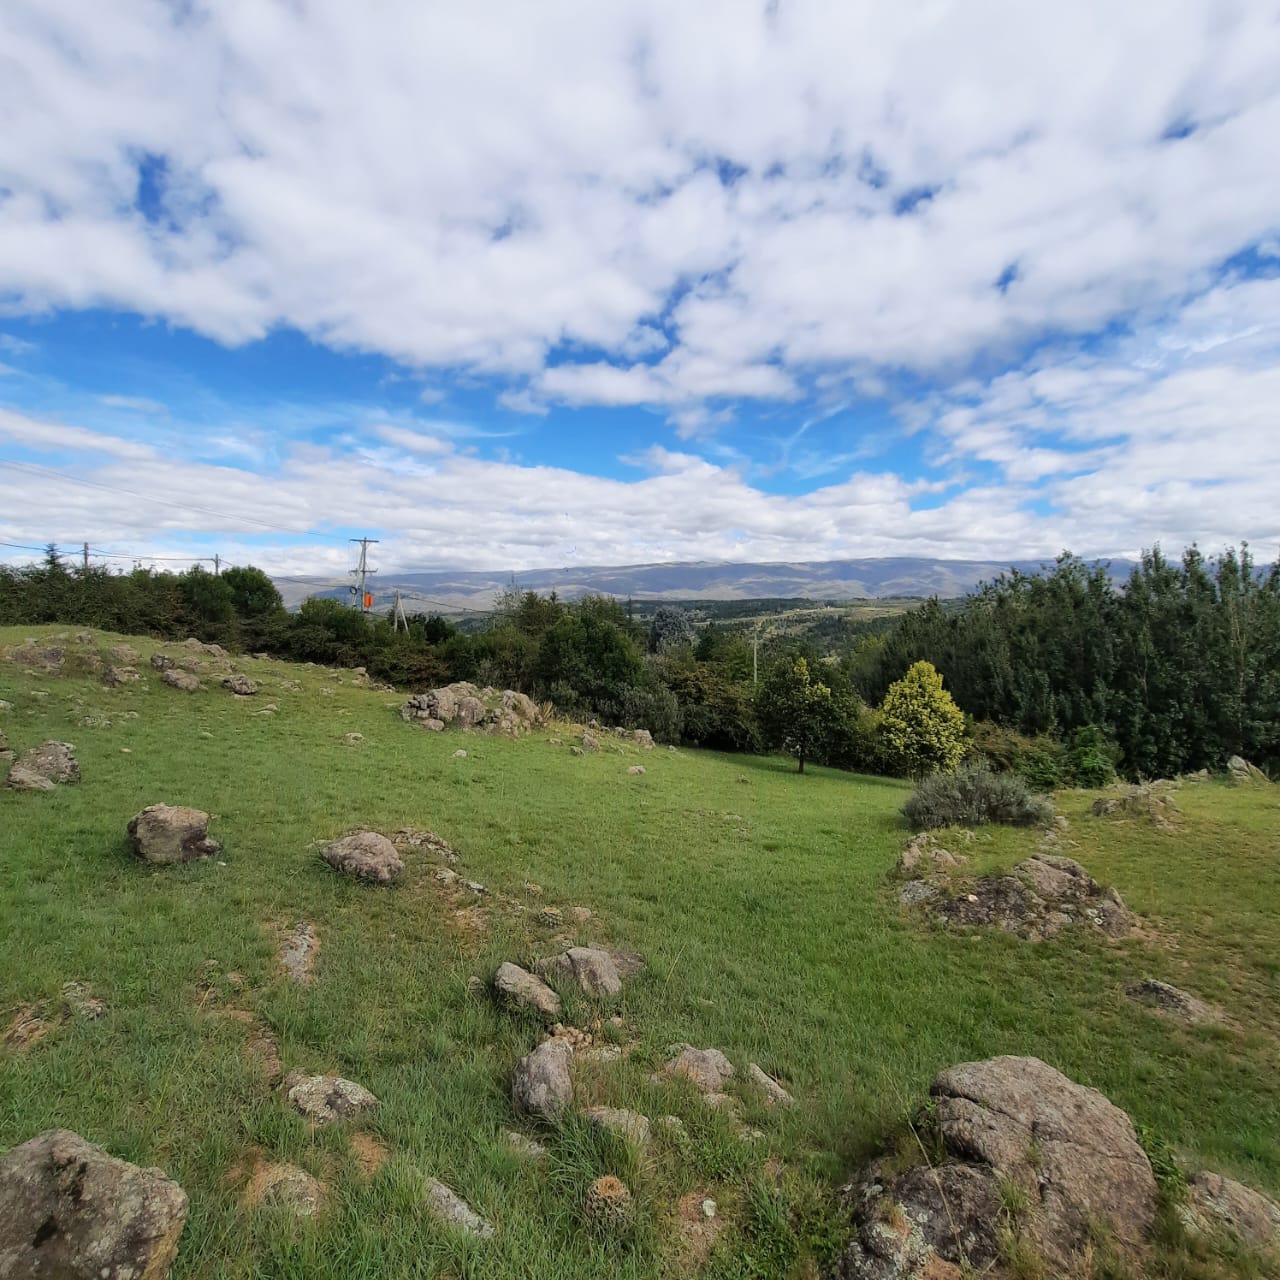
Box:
287 1074 379 1124
747 1063 794 1106
1228 755 1270 784
494 962 563 1019
322 831 404 884
452 749 467 758
535 947 623 998
161 668 201 692
1181 1171 1280 1252
343 732 364 745
580 731 600 753
1125 978 1223 1025
6 740 80 790
570 906 593 924
502 1130 548 1161
245 1161 324 1216
897 832 962 876
1091 782 1180 829
584 1106 650 1147
626 765 646 776
128 804 222 864
279 922 319 985
666 1045 734 1094
0 1128 188 1279
834 1056 1157 1277
657 1115 687 1141
424 1177 495 1239
102 665 140 687
608 950 647 979
897 879 939 906
634 729 655 749
223 674 258 696
401 683 540 735
512 1038 574 1121
60 981 106 1021
929 855 1134 941
584 1175 633 1233
3 642 64 674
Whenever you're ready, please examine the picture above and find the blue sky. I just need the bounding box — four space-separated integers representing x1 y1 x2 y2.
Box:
1 1 1278 577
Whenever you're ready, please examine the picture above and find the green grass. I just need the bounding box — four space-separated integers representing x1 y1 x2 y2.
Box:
2 624 1279 1278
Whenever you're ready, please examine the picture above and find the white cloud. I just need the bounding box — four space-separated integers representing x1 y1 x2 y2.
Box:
1 0 1275 416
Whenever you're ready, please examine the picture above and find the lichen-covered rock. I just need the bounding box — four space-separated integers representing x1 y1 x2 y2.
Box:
245 1161 325 1216
633 729 655 750
0 1128 188 1279
287 1074 379 1124
129 804 222 864
400 683 541 735
535 947 623 998
278 922 319 985
1125 978 1223 1025
321 831 403 884
6 741 80 791
161 668 201 692
494 962 562 1019
925 855 1134 941
102 665 140 687
424 1178 495 1238
747 1063 794 1106
512 1038 574 1121
1092 782 1181 829
222 674 258 697
1227 755 1270 784
832 1056 1156 1278
1181 1171 1280 1253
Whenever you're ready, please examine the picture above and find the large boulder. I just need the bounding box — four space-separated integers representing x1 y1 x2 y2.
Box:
512 1038 574 1121
322 832 404 884
1228 755 1270 784
6 741 80 791
494 962 562 1019
665 1045 735 1094
128 805 222 864
534 947 623 998
832 1056 1156 1278
0 1128 188 1279
160 668 201 692
922 855 1133 941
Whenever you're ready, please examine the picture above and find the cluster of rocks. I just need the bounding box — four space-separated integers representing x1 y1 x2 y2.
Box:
572 725 655 755
900 847 1134 941
1229 754 1272 784
1091 781 1182 830
831 1054 1280 1278
401 683 540 735
4 740 80 792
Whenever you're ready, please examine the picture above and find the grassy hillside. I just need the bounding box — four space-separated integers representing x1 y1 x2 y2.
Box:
2 624 1278 1279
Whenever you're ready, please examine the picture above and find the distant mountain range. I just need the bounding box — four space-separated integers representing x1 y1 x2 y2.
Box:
274 555 1135 613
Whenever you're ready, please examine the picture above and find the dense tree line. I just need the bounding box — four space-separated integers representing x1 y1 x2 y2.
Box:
3 542 1277 780
855 546 1280 778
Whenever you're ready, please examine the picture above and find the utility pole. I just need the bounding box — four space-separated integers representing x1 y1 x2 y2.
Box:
753 619 760 687
392 589 408 633
349 537 379 612
213 554 221 575
82 542 89 572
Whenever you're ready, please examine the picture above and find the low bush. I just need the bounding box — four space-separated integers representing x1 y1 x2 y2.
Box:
1064 724 1119 788
903 762 1055 831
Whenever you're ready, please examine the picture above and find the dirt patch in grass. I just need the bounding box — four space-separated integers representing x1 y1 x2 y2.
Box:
673 1190 726 1271
2 1002 54 1051
350 1133 389 1179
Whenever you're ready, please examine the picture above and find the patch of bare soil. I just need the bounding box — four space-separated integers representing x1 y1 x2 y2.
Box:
674 1190 726 1271
349 1133 389 1179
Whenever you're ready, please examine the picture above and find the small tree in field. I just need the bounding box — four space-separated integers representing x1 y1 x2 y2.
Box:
756 655 834 773
879 660 967 778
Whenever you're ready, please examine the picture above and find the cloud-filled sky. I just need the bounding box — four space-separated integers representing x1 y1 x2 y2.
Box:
1 0 1278 577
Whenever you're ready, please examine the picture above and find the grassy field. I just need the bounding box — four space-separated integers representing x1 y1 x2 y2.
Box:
2 624 1278 1279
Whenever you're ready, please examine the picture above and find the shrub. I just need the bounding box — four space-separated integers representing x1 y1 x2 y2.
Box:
618 683 682 743
878 660 968 778
903 762 1055 831
969 720 1062 789
1064 724 1119 788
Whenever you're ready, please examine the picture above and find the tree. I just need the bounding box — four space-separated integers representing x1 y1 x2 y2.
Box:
756 655 834 773
221 566 283 619
879 660 967 778
649 604 694 654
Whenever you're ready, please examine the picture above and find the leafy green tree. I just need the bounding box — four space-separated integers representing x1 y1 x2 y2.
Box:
756 655 834 773
879 660 967 778
221 566 283 619
649 605 694 654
